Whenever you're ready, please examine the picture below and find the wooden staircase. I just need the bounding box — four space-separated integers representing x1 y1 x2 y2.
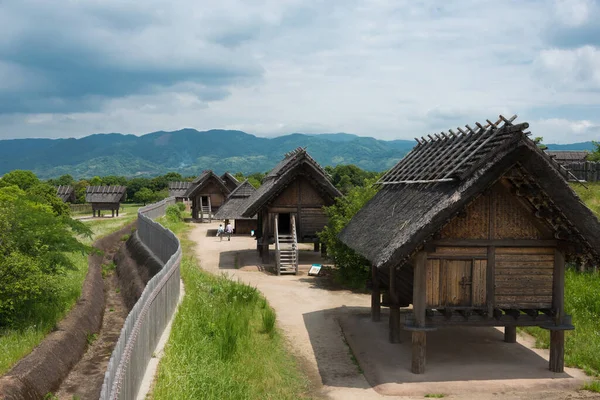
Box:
275 215 299 275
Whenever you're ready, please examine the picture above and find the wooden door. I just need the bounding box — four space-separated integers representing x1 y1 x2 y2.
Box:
426 258 487 308
443 260 472 306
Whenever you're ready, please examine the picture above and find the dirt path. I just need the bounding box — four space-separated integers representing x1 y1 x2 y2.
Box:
189 222 598 400
55 233 130 399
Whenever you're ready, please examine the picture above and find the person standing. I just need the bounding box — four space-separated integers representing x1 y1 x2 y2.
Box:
225 222 233 241
216 224 224 241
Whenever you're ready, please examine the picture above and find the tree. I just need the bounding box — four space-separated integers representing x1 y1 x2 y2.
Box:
586 141 600 161
318 178 379 288
134 187 154 205
54 174 75 187
0 186 92 326
127 177 151 201
533 137 548 151
0 170 40 191
74 179 89 204
26 182 70 216
325 165 380 194
89 176 103 186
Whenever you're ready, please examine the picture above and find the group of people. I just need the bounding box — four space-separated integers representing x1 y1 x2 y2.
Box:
216 222 233 241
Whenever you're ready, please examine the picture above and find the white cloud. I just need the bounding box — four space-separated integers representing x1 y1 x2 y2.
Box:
535 45 600 90
0 0 599 144
533 118 600 143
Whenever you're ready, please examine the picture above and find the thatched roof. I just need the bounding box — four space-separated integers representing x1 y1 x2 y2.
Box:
221 172 240 191
56 185 75 202
240 148 342 218
184 170 231 198
85 185 127 203
339 115 600 269
546 151 589 163
214 180 257 220
168 181 191 198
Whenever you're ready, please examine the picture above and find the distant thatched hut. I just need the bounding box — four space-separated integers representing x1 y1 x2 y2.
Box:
185 170 231 221
214 180 257 234
56 185 75 203
546 151 589 164
221 172 240 192
168 181 192 202
85 186 127 217
240 148 342 268
340 115 600 374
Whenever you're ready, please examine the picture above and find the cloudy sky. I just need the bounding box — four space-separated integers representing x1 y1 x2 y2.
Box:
0 0 599 143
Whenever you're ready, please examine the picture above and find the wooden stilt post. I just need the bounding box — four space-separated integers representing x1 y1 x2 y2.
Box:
112 209 115 218
412 331 426 374
208 196 212 223
116 208 119 217
550 248 566 372
504 326 517 343
200 196 204 222
261 212 270 264
321 243 327 257
549 330 565 373
412 251 427 374
389 264 400 343
371 265 381 322
314 241 320 252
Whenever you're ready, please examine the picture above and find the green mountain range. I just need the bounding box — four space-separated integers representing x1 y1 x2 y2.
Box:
0 129 595 179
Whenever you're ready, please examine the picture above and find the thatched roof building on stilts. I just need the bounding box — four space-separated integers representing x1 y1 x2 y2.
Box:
339 115 600 374
214 180 257 234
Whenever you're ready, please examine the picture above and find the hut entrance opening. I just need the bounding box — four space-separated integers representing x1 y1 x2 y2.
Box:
278 213 291 235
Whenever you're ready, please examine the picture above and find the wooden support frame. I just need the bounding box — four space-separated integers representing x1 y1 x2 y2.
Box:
389 264 400 343
411 251 427 374
371 266 381 322
549 248 566 372
504 326 517 343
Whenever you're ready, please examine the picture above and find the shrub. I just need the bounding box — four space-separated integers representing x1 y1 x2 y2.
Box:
318 178 379 288
176 202 186 212
166 204 183 223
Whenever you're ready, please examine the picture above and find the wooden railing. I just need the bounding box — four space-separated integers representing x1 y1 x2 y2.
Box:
275 214 281 276
290 215 299 274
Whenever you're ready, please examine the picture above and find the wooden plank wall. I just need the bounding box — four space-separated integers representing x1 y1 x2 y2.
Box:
495 247 554 308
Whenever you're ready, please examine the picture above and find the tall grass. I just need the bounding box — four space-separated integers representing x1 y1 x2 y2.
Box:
523 268 600 380
151 219 310 399
0 212 138 374
571 182 600 217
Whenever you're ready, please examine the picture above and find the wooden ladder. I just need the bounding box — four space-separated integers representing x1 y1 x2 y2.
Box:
275 215 299 275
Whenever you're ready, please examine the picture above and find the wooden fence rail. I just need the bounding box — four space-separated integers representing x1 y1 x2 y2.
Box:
99 197 181 400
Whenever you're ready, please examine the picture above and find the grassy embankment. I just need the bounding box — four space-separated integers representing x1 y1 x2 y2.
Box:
522 182 600 392
0 204 140 374
150 216 311 400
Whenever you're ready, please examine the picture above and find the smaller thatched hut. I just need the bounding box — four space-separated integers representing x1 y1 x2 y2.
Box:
168 181 192 201
221 172 240 192
184 170 231 221
214 180 257 234
56 185 75 203
85 186 127 217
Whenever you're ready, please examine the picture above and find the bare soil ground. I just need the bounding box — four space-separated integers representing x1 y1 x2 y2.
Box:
189 221 600 400
55 231 131 399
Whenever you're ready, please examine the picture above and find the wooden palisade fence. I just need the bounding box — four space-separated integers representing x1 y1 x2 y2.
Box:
561 161 600 182
100 197 182 400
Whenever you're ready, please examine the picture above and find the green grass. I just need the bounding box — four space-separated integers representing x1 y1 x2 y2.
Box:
522 268 600 388
151 218 311 399
0 211 138 375
571 182 600 217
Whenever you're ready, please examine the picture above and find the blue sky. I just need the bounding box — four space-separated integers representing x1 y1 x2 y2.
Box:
0 0 599 143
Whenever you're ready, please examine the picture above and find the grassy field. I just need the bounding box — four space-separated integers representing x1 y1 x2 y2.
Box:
151 217 311 400
0 206 139 375
522 182 600 392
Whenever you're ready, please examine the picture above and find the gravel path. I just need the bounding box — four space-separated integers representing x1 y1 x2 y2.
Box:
189 222 598 400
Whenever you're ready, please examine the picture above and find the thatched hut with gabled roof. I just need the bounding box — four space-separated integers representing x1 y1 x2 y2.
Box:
168 181 192 201
214 180 257 234
184 170 231 221
240 147 342 266
546 151 589 164
339 115 600 374
85 185 127 217
56 185 75 203
221 172 240 192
